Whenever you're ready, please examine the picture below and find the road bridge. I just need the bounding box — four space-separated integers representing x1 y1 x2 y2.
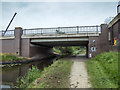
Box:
23 26 100 47
0 24 109 58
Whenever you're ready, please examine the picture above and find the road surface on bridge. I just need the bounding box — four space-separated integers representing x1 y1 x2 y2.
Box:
69 55 91 88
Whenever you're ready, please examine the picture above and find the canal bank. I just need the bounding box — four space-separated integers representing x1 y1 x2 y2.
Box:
86 52 118 88
1 53 57 65
2 54 92 88
15 58 73 88
1 54 71 88
1 54 58 88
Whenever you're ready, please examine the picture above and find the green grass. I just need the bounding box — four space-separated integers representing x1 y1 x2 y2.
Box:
15 66 41 88
73 48 86 55
53 48 62 55
53 46 86 56
0 53 28 62
86 51 119 88
15 59 73 88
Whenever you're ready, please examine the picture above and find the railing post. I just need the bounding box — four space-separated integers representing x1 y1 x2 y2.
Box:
41 28 42 35
77 26 79 34
25 30 26 35
2 31 4 36
23 29 26 35
96 25 98 33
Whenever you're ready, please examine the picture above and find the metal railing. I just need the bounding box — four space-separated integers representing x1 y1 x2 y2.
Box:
23 26 101 36
0 26 101 37
0 30 14 36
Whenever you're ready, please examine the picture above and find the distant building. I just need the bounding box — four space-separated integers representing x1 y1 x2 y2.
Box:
108 1 120 48
117 1 120 14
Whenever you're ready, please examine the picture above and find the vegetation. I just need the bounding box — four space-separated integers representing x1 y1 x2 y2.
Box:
0 53 28 62
56 30 65 34
72 47 86 55
86 51 119 88
15 66 41 88
15 60 73 88
53 46 86 56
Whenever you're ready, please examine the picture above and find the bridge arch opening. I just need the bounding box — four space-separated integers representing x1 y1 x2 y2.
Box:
53 46 88 58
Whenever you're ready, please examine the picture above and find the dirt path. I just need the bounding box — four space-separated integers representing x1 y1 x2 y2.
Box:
69 55 91 88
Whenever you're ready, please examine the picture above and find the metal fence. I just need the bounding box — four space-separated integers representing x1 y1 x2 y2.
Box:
0 30 14 36
23 26 101 36
0 26 101 37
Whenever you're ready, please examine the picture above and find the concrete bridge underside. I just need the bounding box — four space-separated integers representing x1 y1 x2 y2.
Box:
30 41 89 58
31 41 88 47
26 33 99 47
29 36 90 58
30 38 88 47
21 33 99 58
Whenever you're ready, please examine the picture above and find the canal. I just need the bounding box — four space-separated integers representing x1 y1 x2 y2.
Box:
2 57 57 88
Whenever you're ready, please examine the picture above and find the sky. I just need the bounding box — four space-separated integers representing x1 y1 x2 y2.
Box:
1 2 118 30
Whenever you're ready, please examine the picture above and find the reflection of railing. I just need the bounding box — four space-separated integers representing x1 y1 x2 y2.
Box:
0 30 14 36
0 26 101 37
23 26 101 36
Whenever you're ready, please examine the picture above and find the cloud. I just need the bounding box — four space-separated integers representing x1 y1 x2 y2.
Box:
1 2 118 30
1 0 119 2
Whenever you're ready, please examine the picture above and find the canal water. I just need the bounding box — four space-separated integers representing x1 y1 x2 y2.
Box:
1 57 57 88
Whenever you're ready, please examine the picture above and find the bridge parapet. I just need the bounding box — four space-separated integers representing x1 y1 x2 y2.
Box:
0 25 101 37
0 30 14 37
23 26 101 36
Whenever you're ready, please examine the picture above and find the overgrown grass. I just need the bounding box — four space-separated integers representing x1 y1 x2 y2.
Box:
16 60 73 88
15 66 41 88
86 51 119 88
0 53 28 62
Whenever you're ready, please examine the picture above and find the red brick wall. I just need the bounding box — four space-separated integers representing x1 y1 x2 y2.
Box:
21 38 30 57
1 39 15 53
88 24 109 58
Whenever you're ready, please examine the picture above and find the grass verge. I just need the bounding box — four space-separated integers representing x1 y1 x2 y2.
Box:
86 51 118 88
0 53 28 62
16 59 73 88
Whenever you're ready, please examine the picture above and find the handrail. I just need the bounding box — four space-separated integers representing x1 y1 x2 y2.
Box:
0 25 101 37
23 26 101 36
0 30 14 36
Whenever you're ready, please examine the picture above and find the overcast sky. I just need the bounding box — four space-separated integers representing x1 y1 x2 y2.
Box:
1 2 118 30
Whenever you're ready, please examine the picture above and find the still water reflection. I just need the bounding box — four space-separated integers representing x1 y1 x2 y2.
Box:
2 57 56 87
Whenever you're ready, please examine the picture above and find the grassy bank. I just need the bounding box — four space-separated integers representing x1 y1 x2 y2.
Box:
53 46 86 56
86 51 118 88
16 59 73 88
0 53 28 62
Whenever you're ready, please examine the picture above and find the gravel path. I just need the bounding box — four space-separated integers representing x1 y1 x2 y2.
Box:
69 55 91 88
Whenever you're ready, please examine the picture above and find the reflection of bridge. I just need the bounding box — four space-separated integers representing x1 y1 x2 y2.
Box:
0 24 109 58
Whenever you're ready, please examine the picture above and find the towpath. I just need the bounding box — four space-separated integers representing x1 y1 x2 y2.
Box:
69 55 91 88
